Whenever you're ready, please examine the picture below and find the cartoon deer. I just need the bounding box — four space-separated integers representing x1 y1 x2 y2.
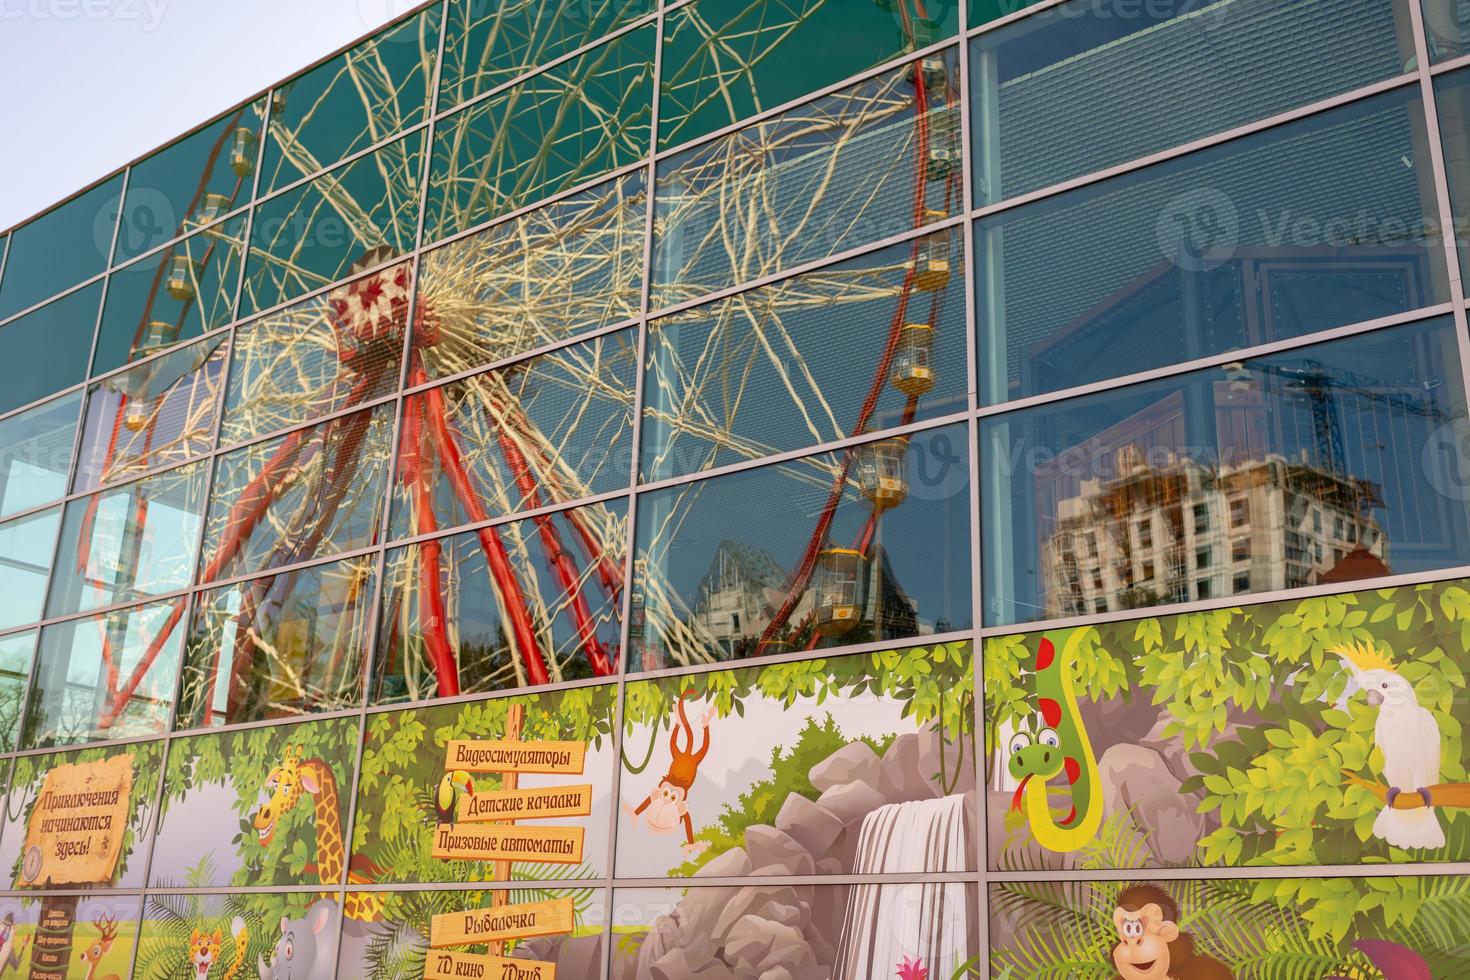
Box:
78 912 122 980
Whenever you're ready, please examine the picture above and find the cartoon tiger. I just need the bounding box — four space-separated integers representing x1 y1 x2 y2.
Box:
188 917 248 979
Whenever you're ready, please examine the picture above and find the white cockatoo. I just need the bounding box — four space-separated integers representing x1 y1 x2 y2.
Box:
1337 642 1445 849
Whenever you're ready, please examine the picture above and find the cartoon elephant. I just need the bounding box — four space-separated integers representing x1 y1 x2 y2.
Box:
257 898 339 980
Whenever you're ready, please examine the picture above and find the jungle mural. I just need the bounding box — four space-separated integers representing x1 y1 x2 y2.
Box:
0 894 141 980
985 578 1470 969
606 642 976 977
0 742 163 891
615 641 976 879
989 875 1470 979
333 887 605 978
150 717 359 890
611 884 980 980
0 743 158 979
349 684 618 886
132 891 334 980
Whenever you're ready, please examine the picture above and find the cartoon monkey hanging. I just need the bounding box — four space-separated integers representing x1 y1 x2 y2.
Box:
1111 884 1233 980
626 689 714 856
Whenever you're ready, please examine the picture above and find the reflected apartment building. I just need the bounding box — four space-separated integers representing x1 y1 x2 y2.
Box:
1043 445 1389 617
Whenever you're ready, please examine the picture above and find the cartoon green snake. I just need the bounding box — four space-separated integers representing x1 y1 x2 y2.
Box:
1006 630 1103 852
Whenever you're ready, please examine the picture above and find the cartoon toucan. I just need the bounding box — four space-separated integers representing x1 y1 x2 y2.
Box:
435 770 474 824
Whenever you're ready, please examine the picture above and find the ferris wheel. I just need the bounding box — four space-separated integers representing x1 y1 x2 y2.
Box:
65 0 962 736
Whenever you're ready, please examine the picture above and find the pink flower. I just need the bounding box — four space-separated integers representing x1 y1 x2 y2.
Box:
896 955 928 980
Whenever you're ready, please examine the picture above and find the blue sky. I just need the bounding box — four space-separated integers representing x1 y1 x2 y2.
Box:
0 0 416 231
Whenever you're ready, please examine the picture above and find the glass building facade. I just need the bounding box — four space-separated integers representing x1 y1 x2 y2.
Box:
0 0 1467 976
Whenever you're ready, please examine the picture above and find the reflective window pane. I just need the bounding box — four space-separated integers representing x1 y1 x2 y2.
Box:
391 330 637 538
643 233 967 482
242 132 425 316
177 557 375 728
982 318 1470 626
261 7 442 194
0 630 33 751
0 174 121 320
47 461 210 618
978 87 1449 406
0 390 82 519
114 99 267 263
426 27 655 241
972 0 1043 27
440 0 653 109
0 508 60 631
416 170 644 374
200 403 395 583
26 599 186 747
0 281 101 416
375 499 626 704
1422 0 1470 60
74 335 228 491
1434 66 1470 284
660 0 957 149
221 261 411 447
632 423 971 669
652 51 962 309
92 215 244 374
970 0 1413 204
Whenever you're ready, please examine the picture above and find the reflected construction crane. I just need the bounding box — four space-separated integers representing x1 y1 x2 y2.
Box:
1223 356 1451 489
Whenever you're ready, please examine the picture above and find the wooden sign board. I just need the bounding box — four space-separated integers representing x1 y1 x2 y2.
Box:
431 824 584 864
424 949 557 980
21 754 133 887
429 897 575 948
28 896 78 980
445 740 586 775
457 785 593 823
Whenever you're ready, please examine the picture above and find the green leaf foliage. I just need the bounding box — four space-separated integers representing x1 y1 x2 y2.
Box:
985 578 1470 971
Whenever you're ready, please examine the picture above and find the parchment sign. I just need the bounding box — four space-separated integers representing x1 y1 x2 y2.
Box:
456 784 593 823
424 949 557 980
21 754 133 886
444 740 586 775
429 897 575 948
431 824 584 864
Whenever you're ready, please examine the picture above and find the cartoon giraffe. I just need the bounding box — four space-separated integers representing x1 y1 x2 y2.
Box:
253 745 384 922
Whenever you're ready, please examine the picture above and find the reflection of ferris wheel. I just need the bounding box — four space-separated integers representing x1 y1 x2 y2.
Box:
74 0 960 729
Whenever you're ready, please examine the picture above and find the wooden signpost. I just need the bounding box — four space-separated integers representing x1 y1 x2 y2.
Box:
431 703 584 973
424 948 558 980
